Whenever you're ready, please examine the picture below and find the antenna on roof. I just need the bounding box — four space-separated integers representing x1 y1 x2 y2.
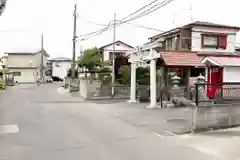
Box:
189 3 194 22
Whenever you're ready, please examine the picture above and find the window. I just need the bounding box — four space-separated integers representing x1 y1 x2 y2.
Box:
109 52 125 60
166 38 173 49
201 34 227 49
13 72 21 76
55 63 60 67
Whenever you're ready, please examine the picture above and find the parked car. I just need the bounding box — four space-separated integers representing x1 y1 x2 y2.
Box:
52 76 63 82
45 76 53 83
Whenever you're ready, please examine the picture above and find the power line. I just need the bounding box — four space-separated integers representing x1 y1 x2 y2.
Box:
100 0 175 33
76 0 174 41
77 14 107 26
126 22 164 31
119 0 175 24
120 0 159 21
76 23 113 41
78 15 164 32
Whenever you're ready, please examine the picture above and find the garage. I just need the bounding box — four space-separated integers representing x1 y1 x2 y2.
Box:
10 68 37 83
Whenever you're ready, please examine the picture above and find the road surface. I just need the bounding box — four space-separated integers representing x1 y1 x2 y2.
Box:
0 84 217 160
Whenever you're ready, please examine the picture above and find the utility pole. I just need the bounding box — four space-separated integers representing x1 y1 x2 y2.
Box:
40 33 44 81
111 13 116 97
71 4 77 78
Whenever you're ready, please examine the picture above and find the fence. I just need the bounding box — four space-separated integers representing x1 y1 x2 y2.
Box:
191 82 240 132
87 84 131 99
195 82 240 106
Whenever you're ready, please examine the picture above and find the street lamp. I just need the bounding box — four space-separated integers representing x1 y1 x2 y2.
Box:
0 0 6 16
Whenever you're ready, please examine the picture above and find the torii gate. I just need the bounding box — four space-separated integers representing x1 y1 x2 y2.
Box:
128 39 163 108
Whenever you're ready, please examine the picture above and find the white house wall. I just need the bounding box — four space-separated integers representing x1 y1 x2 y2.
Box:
223 67 240 82
10 68 37 83
102 43 134 61
52 61 71 79
191 26 238 53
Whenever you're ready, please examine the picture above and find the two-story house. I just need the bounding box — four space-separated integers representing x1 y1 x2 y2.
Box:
150 21 240 97
4 49 49 83
47 57 72 80
99 40 134 62
129 21 240 107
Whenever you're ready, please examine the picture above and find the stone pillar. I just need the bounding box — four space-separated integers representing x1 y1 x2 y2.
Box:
79 78 88 99
146 59 157 108
172 75 181 89
128 62 137 103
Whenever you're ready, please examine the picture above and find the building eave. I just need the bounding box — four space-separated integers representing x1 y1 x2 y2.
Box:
99 40 134 50
7 66 38 69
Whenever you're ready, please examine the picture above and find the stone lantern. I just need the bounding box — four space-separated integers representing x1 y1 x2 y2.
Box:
172 75 181 89
197 73 205 90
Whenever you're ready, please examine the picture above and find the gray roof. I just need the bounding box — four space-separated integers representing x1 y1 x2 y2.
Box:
48 57 72 62
99 40 134 49
187 21 240 29
149 21 240 39
5 49 50 57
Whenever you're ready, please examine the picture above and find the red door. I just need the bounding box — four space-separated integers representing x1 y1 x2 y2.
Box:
207 67 223 98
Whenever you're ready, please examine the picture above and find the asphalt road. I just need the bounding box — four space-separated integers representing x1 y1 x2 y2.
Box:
0 84 217 160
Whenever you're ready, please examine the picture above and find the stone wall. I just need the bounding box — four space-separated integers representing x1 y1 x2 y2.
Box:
192 103 240 131
69 78 80 92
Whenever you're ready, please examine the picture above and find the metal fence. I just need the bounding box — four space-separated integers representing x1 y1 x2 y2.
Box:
195 82 240 106
87 85 131 99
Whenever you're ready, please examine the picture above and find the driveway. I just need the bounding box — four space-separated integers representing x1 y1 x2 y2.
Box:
0 84 219 159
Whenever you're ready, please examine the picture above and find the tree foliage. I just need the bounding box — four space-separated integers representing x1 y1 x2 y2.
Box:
114 55 129 79
77 47 102 71
117 66 150 86
98 67 112 85
136 67 150 85
118 65 131 85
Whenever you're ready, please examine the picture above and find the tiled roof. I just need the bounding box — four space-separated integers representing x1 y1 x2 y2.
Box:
161 51 204 67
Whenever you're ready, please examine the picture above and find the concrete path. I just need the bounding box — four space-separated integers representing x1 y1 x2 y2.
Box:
0 84 218 160
166 127 240 160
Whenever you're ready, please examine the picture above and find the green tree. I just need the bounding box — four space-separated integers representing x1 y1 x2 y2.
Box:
136 67 150 85
118 65 131 85
77 47 102 82
77 47 102 71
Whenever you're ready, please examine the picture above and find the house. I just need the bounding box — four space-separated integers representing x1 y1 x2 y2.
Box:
129 21 240 107
99 40 134 62
47 57 72 80
4 50 49 83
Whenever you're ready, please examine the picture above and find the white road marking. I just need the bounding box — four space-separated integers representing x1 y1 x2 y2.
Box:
0 124 19 135
164 131 177 136
152 132 165 138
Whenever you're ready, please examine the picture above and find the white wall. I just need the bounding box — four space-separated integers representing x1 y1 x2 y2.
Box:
102 42 134 61
223 67 240 82
191 26 238 53
52 61 71 79
10 68 37 83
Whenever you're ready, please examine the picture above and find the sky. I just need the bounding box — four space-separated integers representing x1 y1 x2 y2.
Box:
0 0 240 58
